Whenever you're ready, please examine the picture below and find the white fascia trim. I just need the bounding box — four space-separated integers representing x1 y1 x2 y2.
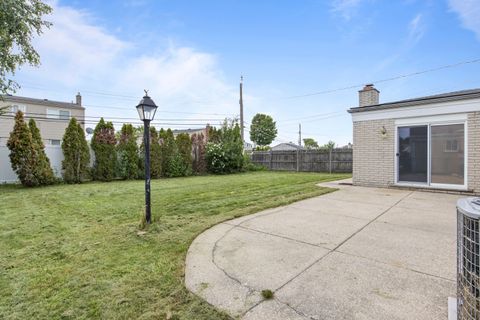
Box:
351 98 480 122
395 113 467 125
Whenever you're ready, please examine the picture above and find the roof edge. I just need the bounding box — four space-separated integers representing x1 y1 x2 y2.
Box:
1 94 85 110
348 88 480 113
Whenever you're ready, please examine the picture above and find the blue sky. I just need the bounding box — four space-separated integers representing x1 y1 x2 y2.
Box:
12 0 480 146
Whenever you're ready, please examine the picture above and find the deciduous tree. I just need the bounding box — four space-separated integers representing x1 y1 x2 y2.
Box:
0 0 52 94
303 138 319 150
249 113 277 147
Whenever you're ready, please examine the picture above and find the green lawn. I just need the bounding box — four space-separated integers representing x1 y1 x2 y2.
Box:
0 171 349 319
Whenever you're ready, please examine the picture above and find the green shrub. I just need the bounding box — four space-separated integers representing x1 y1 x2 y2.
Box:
61 118 90 183
91 118 117 181
191 132 207 174
7 112 52 187
149 127 162 178
205 120 244 174
242 153 267 171
159 129 184 177
29 119 55 184
117 124 139 180
176 133 193 176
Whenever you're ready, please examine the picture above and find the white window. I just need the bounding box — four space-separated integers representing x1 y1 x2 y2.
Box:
59 110 70 120
47 109 70 120
10 105 26 114
50 139 61 146
444 139 459 152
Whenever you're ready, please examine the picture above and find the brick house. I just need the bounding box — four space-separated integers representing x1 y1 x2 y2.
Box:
348 85 480 194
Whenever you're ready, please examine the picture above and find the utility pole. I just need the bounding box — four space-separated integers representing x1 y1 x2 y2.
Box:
239 75 244 144
298 123 302 146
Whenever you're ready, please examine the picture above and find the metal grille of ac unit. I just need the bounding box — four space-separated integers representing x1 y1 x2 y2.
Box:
458 199 480 320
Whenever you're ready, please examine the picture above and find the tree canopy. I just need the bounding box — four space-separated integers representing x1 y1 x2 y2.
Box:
0 0 52 94
321 140 336 151
303 138 319 150
249 113 277 146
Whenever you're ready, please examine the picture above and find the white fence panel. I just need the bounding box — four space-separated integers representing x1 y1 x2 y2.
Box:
0 145 64 183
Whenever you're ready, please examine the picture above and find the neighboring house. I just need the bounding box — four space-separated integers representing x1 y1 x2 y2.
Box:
271 142 304 151
0 93 85 182
172 127 208 139
244 141 253 152
348 85 480 194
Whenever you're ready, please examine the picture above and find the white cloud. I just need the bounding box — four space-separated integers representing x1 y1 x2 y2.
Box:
373 13 425 72
330 0 363 20
17 1 240 124
448 0 480 39
408 13 425 43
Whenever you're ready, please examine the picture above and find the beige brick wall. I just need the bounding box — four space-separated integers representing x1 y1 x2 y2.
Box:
353 113 479 193
353 119 395 187
468 112 480 194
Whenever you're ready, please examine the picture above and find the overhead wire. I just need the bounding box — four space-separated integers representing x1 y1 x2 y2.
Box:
279 57 480 99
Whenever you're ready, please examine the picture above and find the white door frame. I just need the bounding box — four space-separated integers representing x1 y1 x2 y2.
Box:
394 114 468 191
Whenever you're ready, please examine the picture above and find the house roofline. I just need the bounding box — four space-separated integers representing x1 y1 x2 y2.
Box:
348 88 480 113
1 94 85 110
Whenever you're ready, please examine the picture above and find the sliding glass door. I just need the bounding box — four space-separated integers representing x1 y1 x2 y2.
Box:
430 124 465 186
398 126 428 183
397 123 466 188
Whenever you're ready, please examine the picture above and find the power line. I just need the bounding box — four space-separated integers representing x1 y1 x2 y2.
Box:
280 57 480 99
2 111 225 122
276 111 345 123
18 83 238 114
83 103 236 116
0 114 217 127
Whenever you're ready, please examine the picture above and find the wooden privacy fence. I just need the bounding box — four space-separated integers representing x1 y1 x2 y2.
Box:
251 149 352 173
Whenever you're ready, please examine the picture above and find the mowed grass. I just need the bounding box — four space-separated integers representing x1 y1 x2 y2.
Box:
0 171 349 319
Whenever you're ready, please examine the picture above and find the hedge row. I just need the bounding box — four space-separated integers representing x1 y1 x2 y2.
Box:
7 113 252 187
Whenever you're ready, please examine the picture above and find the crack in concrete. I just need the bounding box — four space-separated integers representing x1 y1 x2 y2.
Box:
202 188 450 319
335 250 456 283
273 190 414 293
223 222 331 251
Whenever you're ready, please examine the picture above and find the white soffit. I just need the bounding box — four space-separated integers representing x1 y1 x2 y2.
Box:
351 98 480 122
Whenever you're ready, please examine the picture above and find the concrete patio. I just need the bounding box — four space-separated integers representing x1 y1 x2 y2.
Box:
185 179 459 319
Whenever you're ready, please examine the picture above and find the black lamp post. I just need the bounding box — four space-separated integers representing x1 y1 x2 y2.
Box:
136 90 158 224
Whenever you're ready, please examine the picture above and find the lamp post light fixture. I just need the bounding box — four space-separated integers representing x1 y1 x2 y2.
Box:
136 90 158 224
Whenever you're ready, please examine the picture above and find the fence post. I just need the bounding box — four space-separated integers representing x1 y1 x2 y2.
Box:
269 150 273 170
329 149 332 174
296 149 300 172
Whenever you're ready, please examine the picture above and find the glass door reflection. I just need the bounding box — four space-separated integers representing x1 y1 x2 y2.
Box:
398 126 428 183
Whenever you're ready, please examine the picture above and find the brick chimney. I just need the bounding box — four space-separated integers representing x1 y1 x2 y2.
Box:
358 84 379 107
76 92 82 106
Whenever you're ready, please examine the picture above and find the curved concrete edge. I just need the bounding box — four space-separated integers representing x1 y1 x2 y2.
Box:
185 222 263 318
184 178 351 318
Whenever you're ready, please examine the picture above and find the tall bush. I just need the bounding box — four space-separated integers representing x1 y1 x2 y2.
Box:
117 124 139 180
91 118 116 181
29 119 55 184
7 112 41 186
138 126 162 179
206 120 244 174
159 129 184 177
191 133 207 174
176 133 192 176
149 126 162 179
61 118 90 183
